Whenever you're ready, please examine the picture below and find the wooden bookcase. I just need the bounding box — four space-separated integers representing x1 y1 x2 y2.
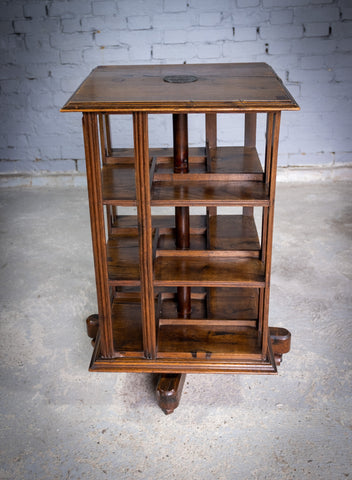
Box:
62 63 299 414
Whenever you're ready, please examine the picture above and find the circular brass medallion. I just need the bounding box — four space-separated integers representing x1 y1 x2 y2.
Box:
163 75 198 84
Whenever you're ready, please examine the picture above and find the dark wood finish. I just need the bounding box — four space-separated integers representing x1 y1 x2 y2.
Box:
173 114 189 174
151 180 269 207
269 327 291 365
175 207 190 249
261 111 281 357
245 113 257 148
207 214 260 254
133 112 156 359
82 113 114 358
159 112 193 405
86 314 99 344
156 373 186 415
107 233 140 285
153 146 263 181
102 163 136 205
205 112 217 221
243 113 257 216
62 63 299 113
157 214 260 257
63 63 298 412
89 342 277 374
173 113 191 317
159 288 259 327
154 256 265 287
111 296 144 356
157 325 262 360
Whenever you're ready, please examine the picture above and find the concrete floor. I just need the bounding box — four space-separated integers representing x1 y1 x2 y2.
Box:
0 182 351 480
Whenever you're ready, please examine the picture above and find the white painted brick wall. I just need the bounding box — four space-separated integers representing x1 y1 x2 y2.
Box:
127 15 152 30
270 9 294 25
0 0 351 181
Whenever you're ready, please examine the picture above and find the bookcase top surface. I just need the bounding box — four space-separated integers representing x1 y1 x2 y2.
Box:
61 62 299 113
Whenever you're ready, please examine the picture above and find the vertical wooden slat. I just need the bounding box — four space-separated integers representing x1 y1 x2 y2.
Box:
98 114 115 235
268 112 281 201
258 288 264 335
105 114 112 157
261 113 275 263
244 113 257 147
173 113 191 317
205 114 217 217
99 113 112 160
243 113 257 217
105 115 116 234
264 113 274 186
82 112 114 358
206 113 217 151
99 114 107 164
261 208 268 264
261 111 281 356
264 112 281 280
133 112 156 359
173 114 189 174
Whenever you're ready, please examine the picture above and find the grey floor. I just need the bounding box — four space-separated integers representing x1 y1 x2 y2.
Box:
0 182 351 480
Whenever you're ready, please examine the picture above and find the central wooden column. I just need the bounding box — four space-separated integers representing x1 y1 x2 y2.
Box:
173 113 191 317
156 114 190 415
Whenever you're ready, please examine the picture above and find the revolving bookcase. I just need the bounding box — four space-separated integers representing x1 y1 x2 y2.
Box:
62 63 299 414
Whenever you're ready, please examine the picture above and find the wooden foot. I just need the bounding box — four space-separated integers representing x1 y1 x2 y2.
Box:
86 314 99 346
156 373 186 415
269 327 291 366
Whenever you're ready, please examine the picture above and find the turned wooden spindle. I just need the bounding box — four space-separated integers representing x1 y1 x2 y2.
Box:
173 113 191 317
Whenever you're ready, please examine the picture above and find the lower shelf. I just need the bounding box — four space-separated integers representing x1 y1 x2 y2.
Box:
92 287 276 373
157 325 262 360
157 289 261 360
111 299 144 357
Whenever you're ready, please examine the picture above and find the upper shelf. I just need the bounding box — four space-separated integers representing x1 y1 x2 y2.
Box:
102 146 268 206
154 146 263 181
102 163 136 206
61 63 300 113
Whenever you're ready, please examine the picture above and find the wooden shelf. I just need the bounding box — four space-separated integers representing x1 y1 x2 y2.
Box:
102 146 267 206
153 146 263 181
156 286 261 361
110 288 261 360
111 296 144 357
154 256 265 287
108 214 261 286
159 288 259 325
107 233 140 285
207 214 260 254
151 146 267 207
102 163 136 206
151 181 269 207
157 325 262 360
157 214 260 257
102 147 204 205
209 146 263 179
207 287 259 320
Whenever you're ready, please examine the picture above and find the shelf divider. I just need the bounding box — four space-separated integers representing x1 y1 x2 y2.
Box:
83 113 114 358
133 112 156 360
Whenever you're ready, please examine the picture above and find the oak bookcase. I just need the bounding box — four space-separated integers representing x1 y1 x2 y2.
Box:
62 63 299 414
